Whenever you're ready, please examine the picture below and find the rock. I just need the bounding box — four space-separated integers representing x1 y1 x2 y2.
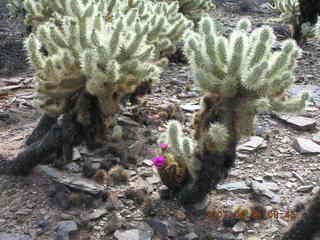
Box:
0 233 32 240
142 159 153 166
297 185 314 193
55 221 78 240
64 162 82 173
292 172 305 184
37 165 105 195
276 115 316 130
175 210 186 221
251 181 281 203
72 148 82 161
49 184 72 210
217 182 251 192
232 221 246 233
183 232 199 240
114 229 152 240
84 207 108 221
146 175 161 185
312 132 320 144
146 218 169 237
236 153 249 160
207 233 236 240
118 116 139 127
237 137 266 153
293 138 320 154
38 216 50 232
104 213 123 234
180 104 200 112
239 0 258 12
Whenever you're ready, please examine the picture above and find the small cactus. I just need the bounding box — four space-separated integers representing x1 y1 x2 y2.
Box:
155 120 201 191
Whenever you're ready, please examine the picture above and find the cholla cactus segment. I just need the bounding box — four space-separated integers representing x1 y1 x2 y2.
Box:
156 0 215 24
205 123 229 152
267 0 300 24
185 17 307 114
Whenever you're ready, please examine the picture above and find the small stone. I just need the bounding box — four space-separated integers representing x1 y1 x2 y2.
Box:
175 210 186 221
278 218 288 227
84 208 108 221
293 138 320 154
143 160 153 166
232 221 246 233
64 162 82 173
312 132 320 144
104 213 122 234
55 221 78 240
146 176 161 185
180 104 201 112
292 172 305 184
118 116 139 127
114 229 152 240
237 153 249 160
146 218 169 237
72 148 82 161
183 232 199 240
297 185 314 193
38 216 50 232
263 173 273 181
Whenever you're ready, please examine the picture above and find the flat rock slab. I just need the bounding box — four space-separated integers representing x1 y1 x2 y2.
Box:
276 115 316 130
216 182 251 192
0 234 32 240
114 229 153 240
293 138 320 154
180 104 201 112
36 165 105 195
237 136 266 153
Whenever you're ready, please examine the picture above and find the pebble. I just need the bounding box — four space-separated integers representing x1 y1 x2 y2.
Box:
114 229 152 240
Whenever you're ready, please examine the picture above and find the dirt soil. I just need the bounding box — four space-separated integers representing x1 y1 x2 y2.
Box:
0 1 320 240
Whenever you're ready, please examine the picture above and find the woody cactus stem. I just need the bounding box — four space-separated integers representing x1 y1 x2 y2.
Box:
155 17 308 205
281 188 320 240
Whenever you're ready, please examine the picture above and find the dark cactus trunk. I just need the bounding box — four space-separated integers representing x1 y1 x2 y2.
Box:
281 188 320 240
294 0 320 45
177 96 241 204
0 91 106 175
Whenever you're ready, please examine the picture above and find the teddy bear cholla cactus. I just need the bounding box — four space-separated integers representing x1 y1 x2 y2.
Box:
154 17 308 204
0 0 193 175
24 0 192 118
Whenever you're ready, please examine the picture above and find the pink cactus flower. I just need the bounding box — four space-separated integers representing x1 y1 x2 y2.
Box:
160 144 169 151
152 156 166 168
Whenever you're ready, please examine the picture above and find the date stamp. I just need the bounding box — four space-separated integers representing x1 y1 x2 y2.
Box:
202 208 299 222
